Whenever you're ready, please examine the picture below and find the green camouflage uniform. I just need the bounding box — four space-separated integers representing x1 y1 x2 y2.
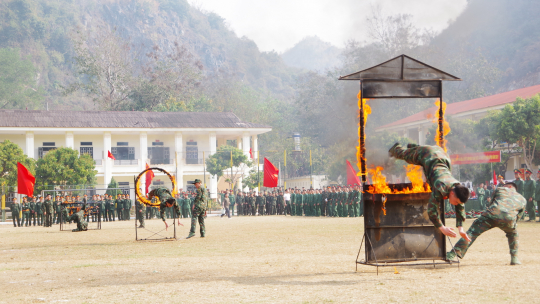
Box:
514 178 524 196
62 207 88 232
477 187 485 209
11 201 21 227
135 199 146 228
389 144 466 229
523 177 536 220
189 187 207 237
149 188 180 221
451 187 525 260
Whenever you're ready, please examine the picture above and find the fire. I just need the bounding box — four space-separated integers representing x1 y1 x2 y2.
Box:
366 165 431 195
433 100 450 152
356 90 371 177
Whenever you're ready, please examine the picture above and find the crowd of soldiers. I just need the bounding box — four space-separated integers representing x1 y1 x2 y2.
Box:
9 193 134 227
218 185 364 217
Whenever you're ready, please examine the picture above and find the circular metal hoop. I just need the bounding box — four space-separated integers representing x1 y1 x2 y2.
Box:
135 167 177 207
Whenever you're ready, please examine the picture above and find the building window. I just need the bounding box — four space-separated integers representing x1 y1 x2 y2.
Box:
38 147 56 158
81 142 92 146
111 147 135 160
118 182 130 194
80 147 93 158
148 147 170 164
152 141 164 146
43 142 55 146
117 142 129 146
186 146 198 164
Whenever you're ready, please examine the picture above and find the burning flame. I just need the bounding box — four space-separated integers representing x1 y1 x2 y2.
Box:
356 91 371 177
433 100 450 152
366 165 431 194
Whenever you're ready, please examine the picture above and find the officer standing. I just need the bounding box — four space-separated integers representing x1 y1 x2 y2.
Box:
523 169 536 221
135 198 146 228
43 195 53 227
513 169 524 196
29 197 37 226
36 196 44 226
187 179 207 239
21 197 30 227
477 183 485 209
229 190 236 217
53 196 60 224
10 197 21 227
236 191 243 216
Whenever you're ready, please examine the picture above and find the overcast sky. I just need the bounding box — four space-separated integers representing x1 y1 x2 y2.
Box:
190 0 468 53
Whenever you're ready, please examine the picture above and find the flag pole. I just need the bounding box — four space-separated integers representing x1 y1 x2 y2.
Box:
284 150 287 189
257 151 260 193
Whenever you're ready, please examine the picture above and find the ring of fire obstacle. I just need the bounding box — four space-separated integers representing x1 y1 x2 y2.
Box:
339 54 462 273
134 167 179 241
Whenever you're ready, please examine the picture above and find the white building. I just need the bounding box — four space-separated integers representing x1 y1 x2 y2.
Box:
0 110 271 198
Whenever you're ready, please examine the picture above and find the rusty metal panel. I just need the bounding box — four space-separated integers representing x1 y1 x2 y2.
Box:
363 183 445 263
362 80 441 99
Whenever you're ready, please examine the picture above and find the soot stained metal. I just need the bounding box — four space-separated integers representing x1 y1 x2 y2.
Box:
339 54 461 272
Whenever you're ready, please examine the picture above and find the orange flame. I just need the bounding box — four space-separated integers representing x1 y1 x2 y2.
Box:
433 100 450 152
356 91 371 177
366 165 431 195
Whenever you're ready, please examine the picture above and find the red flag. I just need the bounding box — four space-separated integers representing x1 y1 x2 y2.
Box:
17 162 35 196
346 160 361 186
493 170 497 186
145 163 154 195
107 150 116 160
249 148 253 159
263 157 279 188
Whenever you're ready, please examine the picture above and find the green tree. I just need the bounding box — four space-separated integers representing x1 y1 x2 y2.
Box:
35 147 97 192
205 145 251 189
243 168 263 190
105 177 121 198
481 95 540 170
0 48 42 109
0 140 35 194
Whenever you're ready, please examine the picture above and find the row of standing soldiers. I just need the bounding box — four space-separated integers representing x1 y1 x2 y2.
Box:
9 193 133 227
219 185 364 217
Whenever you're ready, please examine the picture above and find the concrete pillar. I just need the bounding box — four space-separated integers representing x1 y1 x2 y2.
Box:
237 137 242 149
25 131 34 159
103 132 112 186
251 135 258 156
514 155 519 170
175 132 183 191
209 132 217 198
140 132 148 171
242 132 250 158
65 131 74 149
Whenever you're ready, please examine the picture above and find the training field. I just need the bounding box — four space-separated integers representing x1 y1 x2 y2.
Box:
1 215 540 303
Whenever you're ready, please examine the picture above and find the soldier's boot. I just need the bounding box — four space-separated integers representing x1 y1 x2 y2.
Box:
186 233 195 239
446 251 456 261
388 143 401 157
510 255 521 265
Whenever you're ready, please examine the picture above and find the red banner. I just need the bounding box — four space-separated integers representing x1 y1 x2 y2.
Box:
450 151 501 165
346 160 361 186
263 158 279 188
17 162 35 196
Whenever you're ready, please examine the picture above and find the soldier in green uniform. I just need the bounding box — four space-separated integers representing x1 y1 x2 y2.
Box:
289 189 296 216
513 169 524 196
257 192 265 216
43 195 53 227
35 196 44 226
29 197 37 226
337 187 344 217
187 179 207 239
53 196 60 224
522 169 536 221
277 191 284 215
236 191 243 216
61 203 88 232
476 183 485 209
98 195 105 222
447 183 525 265
104 195 111 221
183 192 192 218
296 189 303 216
124 194 132 221
135 198 146 228
10 197 21 227
389 143 470 240
229 190 236 217
148 187 182 230
115 194 123 221
21 197 30 227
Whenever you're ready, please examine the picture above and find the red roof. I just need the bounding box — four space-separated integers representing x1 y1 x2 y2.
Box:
377 84 540 130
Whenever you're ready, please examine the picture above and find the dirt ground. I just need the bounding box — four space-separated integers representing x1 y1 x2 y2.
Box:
1 214 539 303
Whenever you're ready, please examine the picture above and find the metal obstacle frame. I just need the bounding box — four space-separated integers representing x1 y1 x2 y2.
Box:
339 54 462 271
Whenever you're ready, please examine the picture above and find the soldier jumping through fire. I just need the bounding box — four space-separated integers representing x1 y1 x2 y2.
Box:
61 203 88 232
147 187 183 231
447 182 525 265
389 143 471 241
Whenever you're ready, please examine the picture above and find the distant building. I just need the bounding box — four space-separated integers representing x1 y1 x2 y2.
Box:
0 110 271 198
376 84 540 179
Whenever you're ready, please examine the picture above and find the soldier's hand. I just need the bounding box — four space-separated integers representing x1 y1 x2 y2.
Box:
458 226 471 242
164 221 169 231
439 226 457 238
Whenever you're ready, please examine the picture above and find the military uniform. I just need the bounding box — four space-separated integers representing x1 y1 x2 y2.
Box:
236 193 243 216
29 199 37 226
257 194 265 216
21 201 30 226
62 207 88 232
10 200 21 227
390 144 466 229
449 186 525 264
229 192 236 217
523 173 536 220
115 197 123 221
188 182 207 238
135 199 146 228
43 198 53 227
148 188 180 221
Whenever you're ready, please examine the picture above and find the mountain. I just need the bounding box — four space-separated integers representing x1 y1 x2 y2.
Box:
281 36 342 72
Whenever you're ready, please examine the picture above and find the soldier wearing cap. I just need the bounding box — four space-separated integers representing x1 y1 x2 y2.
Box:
36 196 44 226
477 183 486 209
10 197 21 227
513 169 524 196
53 196 61 224
29 196 37 226
43 195 53 227
187 179 207 239
523 169 536 221
21 197 30 227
